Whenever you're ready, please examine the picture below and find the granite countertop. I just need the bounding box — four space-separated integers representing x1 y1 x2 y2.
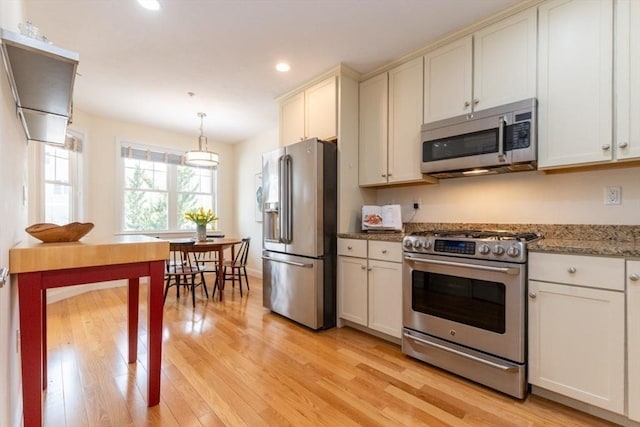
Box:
339 223 640 258
338 232 405 242
528 239 640 257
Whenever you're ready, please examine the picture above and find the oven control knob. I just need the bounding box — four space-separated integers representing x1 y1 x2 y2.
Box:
506 246 520 257
478 244 491 255
423 240 431 250
413 240 423 249
403 239 413 249
492 245 505 256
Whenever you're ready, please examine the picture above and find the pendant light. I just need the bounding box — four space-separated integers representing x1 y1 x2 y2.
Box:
185 112 219 167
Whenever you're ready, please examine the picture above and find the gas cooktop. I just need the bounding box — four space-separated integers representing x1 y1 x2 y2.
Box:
403 229 542 263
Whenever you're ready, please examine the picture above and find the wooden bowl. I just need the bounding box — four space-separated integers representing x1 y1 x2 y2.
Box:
25 222 94 243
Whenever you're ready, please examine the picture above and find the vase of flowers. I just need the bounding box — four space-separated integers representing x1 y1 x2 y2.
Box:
184 207 218 241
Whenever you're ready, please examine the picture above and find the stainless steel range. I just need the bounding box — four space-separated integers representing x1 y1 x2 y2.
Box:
402 229 541 398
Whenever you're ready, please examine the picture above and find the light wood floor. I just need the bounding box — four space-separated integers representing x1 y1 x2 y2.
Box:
41 275 616 426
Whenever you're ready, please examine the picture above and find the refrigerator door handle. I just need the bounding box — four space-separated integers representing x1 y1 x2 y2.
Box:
282 154 293 244
277 155 286 243
262 255 313 268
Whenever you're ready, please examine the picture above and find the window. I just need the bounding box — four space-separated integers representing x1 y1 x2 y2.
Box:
41 133 82 224
120 143 217 232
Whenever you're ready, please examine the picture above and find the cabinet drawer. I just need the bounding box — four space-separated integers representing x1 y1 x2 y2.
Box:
337 238 367 258
368 241 402 263
529 252 624 291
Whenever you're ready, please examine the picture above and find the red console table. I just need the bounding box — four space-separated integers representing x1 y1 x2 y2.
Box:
9 235 169 427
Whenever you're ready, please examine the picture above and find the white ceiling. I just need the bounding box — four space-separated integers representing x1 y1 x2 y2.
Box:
23 0 522 144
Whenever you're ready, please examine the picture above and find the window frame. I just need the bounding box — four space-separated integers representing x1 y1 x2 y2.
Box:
116 140 218 234
37 130 83 224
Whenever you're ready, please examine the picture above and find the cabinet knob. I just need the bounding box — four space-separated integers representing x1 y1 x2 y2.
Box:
347 246 352 250
381 249 388 254
528 292 537 299
387 173 392 177
381 173 387 178
568 266 577 274
601 144 611 151
367 267 372 271
619 141 629 149
361 265 366 270
464 101 470 108
630 273 640 282
473 98 479 105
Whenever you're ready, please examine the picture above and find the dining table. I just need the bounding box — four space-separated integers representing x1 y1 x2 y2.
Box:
169 237 242 300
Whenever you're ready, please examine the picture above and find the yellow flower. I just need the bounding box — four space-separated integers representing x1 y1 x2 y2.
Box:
184 207 218 226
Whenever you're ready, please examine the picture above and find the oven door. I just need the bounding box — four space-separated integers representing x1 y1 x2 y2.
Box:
403 253 525 363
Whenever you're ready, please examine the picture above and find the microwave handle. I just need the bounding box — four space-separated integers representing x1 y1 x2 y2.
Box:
497 116 506 162
497 116 505 162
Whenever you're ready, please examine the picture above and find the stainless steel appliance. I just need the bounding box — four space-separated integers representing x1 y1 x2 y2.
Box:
262 138 337 330
402 230 541 398
421 98 537 178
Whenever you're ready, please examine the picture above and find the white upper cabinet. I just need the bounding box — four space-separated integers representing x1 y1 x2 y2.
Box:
359 57 428 186
279 76 337 146
615 0 640 161
424 36 472 123
280 92 305 147
359 73 388 186
537 0 613 168
424 8 537 123
305 77 337 142
387 57 424 184
473 8 537 111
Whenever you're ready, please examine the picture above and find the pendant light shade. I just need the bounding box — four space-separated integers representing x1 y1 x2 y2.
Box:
185 112 219 167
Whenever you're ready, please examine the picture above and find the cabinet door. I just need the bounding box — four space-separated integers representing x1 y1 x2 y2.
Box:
473 8 537 111
368 259 402 338
388 57 424 184
305 76 337 141
537 0 613 168
615 0 640 161
628 260 640 422
338 256 368 326
528 280 625 414
280 92 305 146
424 36 472 123
358 73 388 186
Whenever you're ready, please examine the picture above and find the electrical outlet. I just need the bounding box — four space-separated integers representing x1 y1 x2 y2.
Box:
604 186 621 205
413 202 420 210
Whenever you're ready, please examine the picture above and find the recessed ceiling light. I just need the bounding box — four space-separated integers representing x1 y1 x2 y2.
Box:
138 0 160 11
276 62 290 72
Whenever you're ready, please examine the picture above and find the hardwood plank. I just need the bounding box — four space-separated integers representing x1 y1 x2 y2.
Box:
41 276 619 426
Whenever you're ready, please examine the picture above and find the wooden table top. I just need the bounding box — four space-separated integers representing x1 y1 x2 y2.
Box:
10 235 169 273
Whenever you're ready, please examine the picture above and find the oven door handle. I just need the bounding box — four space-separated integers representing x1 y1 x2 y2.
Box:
403 332 518 372
404 256 520 275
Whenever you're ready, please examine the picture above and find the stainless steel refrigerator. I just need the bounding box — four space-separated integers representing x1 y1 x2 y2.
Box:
262 138 337 330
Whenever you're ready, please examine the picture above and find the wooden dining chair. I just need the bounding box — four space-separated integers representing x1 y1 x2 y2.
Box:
164 241 209 307
214 237 251 297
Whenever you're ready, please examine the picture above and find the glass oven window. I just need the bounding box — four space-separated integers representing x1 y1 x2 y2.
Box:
412 270 506 333
423 128 498 162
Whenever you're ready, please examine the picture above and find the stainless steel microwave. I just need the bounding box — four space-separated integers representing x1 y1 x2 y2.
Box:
421 98 537 178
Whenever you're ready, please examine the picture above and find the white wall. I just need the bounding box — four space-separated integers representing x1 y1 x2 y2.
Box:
0 3 27 426
376 167 640 225
233 126 278 276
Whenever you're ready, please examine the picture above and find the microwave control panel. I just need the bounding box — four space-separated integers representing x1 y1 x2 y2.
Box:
506 122 530 150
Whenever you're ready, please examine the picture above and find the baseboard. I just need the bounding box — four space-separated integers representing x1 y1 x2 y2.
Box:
338 319 401 345
246 266 262 278
12 384 22 427
46 279 143 304
531 386 639 427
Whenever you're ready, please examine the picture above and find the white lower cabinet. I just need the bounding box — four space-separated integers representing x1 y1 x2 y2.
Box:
528 253 625 414
338 238 402 339
628 260 640 422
